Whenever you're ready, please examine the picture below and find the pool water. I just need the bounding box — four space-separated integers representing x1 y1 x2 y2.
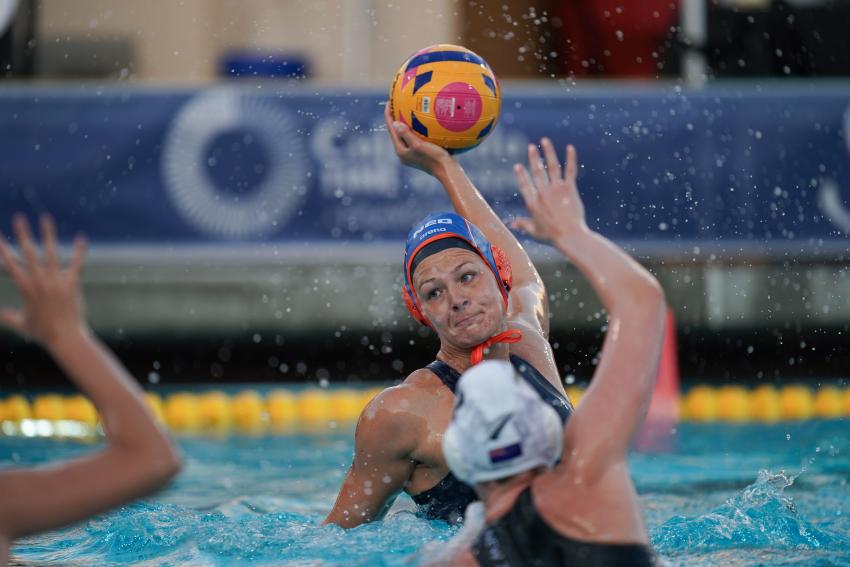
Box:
5 420 850 566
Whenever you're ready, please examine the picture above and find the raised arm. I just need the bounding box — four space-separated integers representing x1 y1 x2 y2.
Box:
0 215 181 544
323 386 418 528
386 106 549 334
513 141 666 482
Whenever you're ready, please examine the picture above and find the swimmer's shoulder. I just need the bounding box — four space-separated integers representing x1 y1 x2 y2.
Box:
354 383 425 452
354 371 447 452
404 367 449 389
405 366 460 408
358 369 442 421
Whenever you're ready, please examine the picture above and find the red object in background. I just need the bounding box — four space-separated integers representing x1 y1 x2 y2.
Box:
555 0 678 78
650 308 681 422
636 308 681 451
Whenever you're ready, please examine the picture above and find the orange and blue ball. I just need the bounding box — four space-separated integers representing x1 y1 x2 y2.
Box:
390 44 501 153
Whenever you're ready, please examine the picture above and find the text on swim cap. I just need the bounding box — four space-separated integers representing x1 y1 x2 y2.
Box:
412 218 453 240
417 227 448 240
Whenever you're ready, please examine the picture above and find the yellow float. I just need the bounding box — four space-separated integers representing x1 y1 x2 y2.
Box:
2 383 847 436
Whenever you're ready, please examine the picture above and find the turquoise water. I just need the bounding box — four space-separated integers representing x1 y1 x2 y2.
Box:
5 420 850 566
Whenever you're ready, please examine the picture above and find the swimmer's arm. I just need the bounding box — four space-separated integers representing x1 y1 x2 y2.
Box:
513 145 666 479
385 106 548 334
0 329 182 539
421 549 479 567
555 229 664 480
0 215 181 540
427 548 477 567
451 550 480 567
323 387 418 528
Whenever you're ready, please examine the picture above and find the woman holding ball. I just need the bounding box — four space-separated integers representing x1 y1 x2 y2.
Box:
323 103 585 527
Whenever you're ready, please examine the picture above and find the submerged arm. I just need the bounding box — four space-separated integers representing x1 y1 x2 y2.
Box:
0 215 181 541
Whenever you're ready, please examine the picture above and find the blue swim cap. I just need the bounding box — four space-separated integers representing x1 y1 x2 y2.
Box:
402 212 512 327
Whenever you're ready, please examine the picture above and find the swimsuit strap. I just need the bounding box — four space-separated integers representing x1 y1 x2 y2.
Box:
425 359 462 393
509 354 573 422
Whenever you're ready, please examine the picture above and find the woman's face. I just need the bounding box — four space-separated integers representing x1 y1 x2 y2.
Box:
411 248 505 348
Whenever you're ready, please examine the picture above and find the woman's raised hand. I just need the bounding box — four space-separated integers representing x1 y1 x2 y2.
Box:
0 214 87 345
511 138 587 244
384 103 451 175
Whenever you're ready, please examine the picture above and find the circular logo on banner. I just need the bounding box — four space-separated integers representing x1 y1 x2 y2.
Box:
161 88 308 239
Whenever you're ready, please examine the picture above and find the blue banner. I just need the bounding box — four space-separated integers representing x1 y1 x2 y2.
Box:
0 85 848 254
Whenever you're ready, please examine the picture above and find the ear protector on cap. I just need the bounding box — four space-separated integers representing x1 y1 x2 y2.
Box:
490 245 513 291
402 283 430 326
402 212 512 328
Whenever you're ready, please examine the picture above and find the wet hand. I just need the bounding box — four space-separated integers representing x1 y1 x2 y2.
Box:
511 138 587 244
384 103 451 175
0 214 88 346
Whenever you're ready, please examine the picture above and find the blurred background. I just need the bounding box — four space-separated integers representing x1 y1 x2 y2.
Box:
1 0 848 388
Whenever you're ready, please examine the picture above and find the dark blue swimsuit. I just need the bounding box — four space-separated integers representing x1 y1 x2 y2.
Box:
410 354 573 524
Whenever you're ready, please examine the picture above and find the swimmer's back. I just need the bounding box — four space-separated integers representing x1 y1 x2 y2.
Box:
471 487 658 567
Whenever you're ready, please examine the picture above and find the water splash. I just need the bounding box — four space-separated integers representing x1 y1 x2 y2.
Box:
8 424 850 566
652 470 843 553
14 499 453 566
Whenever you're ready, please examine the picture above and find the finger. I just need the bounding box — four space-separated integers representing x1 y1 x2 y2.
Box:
383 101 396 133
0 236 27 287
541 138 562 181
13 214 41 270
513 163 538 207
384 103 409 154
510 217 535 234
0 308 25 334
388 124 408 153
528 143 549 191
68 234 87 278
393 121 422 150
565 144 578 184
40 214 60 271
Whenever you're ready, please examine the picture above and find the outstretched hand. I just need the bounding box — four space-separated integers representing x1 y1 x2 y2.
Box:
0 214 87 345
384 103 451 175
511 138 587 244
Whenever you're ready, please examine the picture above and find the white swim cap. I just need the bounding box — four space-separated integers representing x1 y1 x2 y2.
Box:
442 360 564 485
